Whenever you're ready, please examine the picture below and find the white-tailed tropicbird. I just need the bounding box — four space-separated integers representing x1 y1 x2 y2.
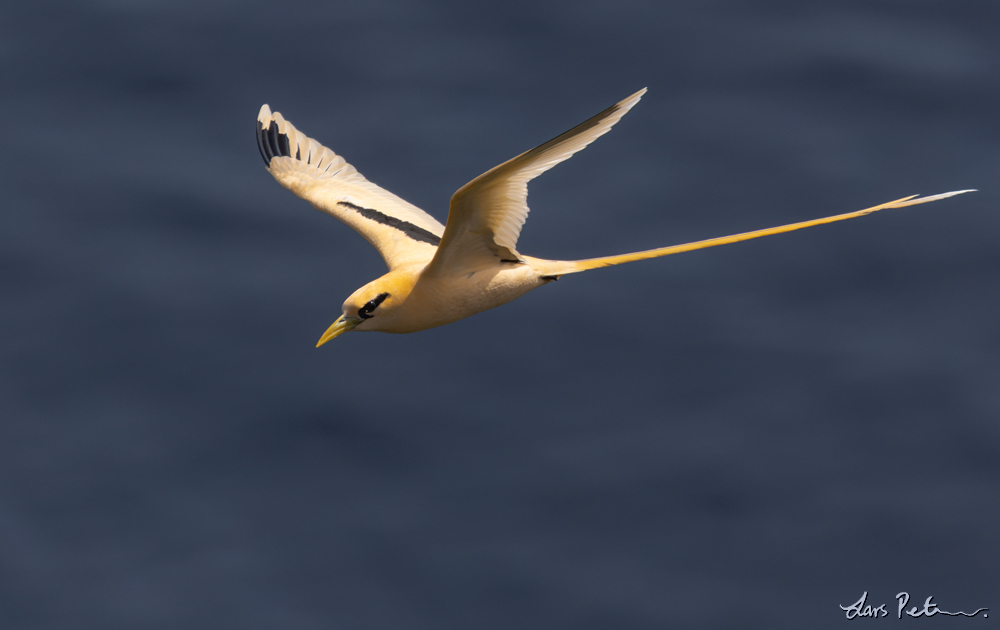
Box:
255 89 972 346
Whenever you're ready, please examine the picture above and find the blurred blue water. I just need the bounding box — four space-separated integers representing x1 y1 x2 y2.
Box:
2 1 998 628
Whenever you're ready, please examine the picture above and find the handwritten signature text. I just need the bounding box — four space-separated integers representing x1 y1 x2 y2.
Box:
840 592 988 620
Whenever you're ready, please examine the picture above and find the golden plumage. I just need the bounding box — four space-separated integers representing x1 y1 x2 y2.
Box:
255 90 972 345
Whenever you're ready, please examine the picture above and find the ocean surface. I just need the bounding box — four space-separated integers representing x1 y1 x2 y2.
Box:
2 1 998 628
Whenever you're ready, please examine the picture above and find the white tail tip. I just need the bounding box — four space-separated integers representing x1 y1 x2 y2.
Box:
887 189 977 208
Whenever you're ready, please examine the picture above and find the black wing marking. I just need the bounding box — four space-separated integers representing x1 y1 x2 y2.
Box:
256 118 292 165
338 201 442 246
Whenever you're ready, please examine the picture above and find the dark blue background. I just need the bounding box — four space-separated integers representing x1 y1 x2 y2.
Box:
2 1 998 628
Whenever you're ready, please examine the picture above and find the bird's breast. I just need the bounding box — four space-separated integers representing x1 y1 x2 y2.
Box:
370 263 546 333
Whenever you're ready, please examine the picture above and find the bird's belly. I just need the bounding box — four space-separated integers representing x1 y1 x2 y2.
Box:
376 264 545 333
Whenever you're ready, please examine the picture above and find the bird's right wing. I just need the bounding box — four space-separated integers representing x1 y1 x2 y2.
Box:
423 89 647 277
257 105 446 270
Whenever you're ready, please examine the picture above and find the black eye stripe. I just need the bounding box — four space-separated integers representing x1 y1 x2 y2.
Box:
357 292 390 319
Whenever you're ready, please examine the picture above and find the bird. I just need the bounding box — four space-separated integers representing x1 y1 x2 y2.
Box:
255 89 972 346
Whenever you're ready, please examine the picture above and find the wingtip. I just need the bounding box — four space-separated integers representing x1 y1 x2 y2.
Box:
257 104 285 166
620 88 647 110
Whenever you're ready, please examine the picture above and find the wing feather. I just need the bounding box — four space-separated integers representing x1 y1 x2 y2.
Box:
425 89 646 275
257 105 446 270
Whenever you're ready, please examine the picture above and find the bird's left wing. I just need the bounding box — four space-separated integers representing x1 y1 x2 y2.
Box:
258 105 446 270
424 89 646 276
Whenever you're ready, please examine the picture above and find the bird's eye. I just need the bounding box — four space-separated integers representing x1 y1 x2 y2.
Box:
357 292 390 319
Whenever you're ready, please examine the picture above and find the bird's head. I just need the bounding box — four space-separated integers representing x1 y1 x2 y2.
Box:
315 270 417 346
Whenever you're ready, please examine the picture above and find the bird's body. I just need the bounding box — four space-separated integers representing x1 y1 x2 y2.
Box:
256 90 971 345
336 258 549 334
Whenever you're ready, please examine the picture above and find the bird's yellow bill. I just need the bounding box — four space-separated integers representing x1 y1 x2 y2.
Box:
316 315 360 347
